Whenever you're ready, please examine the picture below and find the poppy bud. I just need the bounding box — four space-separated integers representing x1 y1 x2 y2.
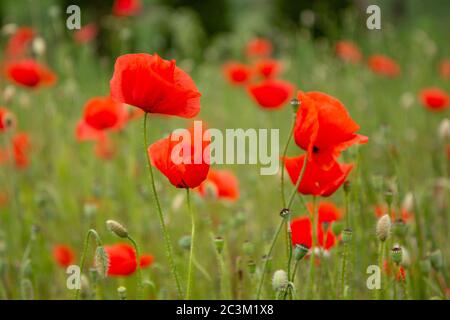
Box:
214 237 225 254
391 245 402 265
248 260 256 274
106 220 128 238
331 221 344 236
393 219 407 237
94 246 109 279
117 286 127 300
342 228 353 244
376 214 391 242
178 235 191 251
32 37 46 56
294 244 309 261
429 250 443 270
243 241 254 256
419 258 432 274
402 192 414 212
438 118 450 140
401 247 411 267
272 270 288 291
290 98 300 112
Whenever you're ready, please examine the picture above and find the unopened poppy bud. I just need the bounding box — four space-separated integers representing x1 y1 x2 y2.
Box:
106 220 128 238
391 245 402 264
178 235 191 250
401 247 411 267
279 208 291 218
294 244 309 261
342 228 353 244
290 98 300 112
32 37 46 56
376 214 391 242
429 250 443 270
248 260 256 274
272 270 288 291
94 246 109 279
331 221 344 236
393 219 407 237
243 241 254 256
402 192 414 212
438 118 450 140
117 286 127 300
214 237 224 254
419 258 431 273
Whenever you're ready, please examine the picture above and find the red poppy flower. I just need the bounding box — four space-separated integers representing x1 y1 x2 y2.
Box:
75 119 105 142
419 87 449 111
74 23 98 44
12 132 31 169
440 60 450 79
335 41 362 64
383 260 406 282
283 154 353 197
245 38 273 58
253 59 282 78
104 243 153 276
113 0 141 17
290 216 336 250
110 53 201 118
306 201 342 224
196 169 239 201
148 122 210 189
223 62 252 85
374 205 413 222
0 107 16 133
5 59 56 88
83 97 127 131
293 91 368 170
5 26 34 58
94 135 117 160
247 79 294 109
368 54 401 77
53 245 75 268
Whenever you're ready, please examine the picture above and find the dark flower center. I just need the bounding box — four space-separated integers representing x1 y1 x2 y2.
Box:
312 146 319 153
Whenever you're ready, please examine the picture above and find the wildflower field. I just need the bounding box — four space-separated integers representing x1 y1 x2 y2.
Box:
0 0 449 301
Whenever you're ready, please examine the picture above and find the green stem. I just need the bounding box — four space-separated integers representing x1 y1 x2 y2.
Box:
376 241 386 300
307 196 317 299
127 235 143 299
185 188 196 299
339 243 348 299
280 115 296 207
75 229 101 300
143 113 183 298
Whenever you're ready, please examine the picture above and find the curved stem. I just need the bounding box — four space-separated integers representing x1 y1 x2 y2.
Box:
280 116 297 207
185 188 196 299
75 229 101 300
127 235 143 299
143 113 183 298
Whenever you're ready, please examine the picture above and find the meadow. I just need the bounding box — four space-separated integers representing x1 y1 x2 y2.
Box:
0 0 449 300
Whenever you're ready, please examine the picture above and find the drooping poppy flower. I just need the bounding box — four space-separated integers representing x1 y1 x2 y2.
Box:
439 59 450 79
12 132 31 169
148 122 210 189
110 53 201 118
5 26 35 58
53 245 75 268
245 38 273 58
104 243 153 276
223 62 252 85
419 87 449 111
368 54 401 77
306 201 342 224
335 40 362 64
247 79 294 109
94 135 117 160
113 0 142 17
283 154 353 197
196 169 239 201
253 59 282 78
290 216 336 250
293 91 368 170
5 59 56 88
83 97 127 131
74 23 98 44
374 205 413 222
0 107 16 133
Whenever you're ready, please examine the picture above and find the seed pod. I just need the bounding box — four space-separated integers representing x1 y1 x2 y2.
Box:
294 244 309 261
214 237 224 254
290 98 300 112
272 270 288 291
342 228 353 244
106 220 128 238
94 246 109 279
178 235 191 250
391 245 402 264
117 286 127 300
247 260 256 274
376 214 391 242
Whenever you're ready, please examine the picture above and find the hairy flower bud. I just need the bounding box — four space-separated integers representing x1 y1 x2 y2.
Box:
94 246 109 278
376 214 391 242
272 270 288 291
106 220 128 238
117 286 127 300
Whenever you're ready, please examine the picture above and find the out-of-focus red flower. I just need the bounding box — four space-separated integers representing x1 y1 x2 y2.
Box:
53 245 75 268
110 53 201 118
290 216 336 250
294 91 368 170
335 41 362 64
127 107 145 121
83 97 127 131
253 59 282 78
5 27 34 58
383 260 406 282
74 23 98 44
419 87 449 111
0 190 8 207
197 169 239 201
5 59 56 88
440 59 450 79
306 201 342 224
75 119 105 142
104 243 153 276
223 62 252 85
283 154 353 197
245 38 273 58
149 122 210 189
247 79 294 109
374 205 413 222
0 107 16 133
368 55 401 77
12 132 31 169
94 135 117 160
0 148 9 165
113 0 141 17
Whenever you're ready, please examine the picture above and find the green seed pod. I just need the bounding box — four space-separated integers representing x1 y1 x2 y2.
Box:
247 260 256 274
243 240 254 256
178 235 191 251
117 286 127 300
342 228 353 244
272 270 288 291
106 220 128 238
429 250 443 270
294 244 309 261
214 237 225 254
419 258 432 274
94 246 109 279
331 221 344 236
391 245 402 265
290 98 300 113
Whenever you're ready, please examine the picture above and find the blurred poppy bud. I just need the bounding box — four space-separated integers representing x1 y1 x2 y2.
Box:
243 240 254 256
376 214 391 242
391 245 402 265
272 270 288 291
438 119 450 140
94 246 109 279
331 221 344 236
342 228 353 244
178 235 191 251
214 237 225 254
429 250 443 270
294 244 309 261
117 286 127 300
106 220 128 238
402 192 414 212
